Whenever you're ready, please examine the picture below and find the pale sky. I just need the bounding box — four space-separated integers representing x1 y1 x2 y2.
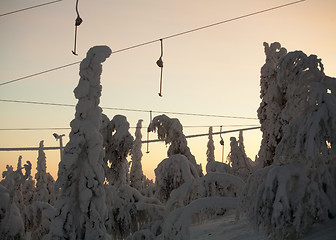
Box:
1 0 335 181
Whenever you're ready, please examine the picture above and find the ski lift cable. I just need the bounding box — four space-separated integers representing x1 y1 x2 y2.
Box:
0 124 260 131
0 0 63 17
144 126 261 143
0 99 258 120
0 126 260 152
0 0 307 87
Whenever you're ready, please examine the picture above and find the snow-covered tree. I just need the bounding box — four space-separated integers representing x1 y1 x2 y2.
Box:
0 156 35 239
25 141 56 239
104 114 134 187
149 114 203 177
1 165 15 192
244 43 336 240
105 185 164 239
27 201 56 240
227 136 252 181
21 161 35 210
256 42 287 167
166 172 244 212
154 154 200 203
0 184 25 240
35 140 55 204
45 46 112 240
130 119 150 191
206 160 232 175
206 127 215 163
100 113 110 149
1 157 27 214
274 51 336 167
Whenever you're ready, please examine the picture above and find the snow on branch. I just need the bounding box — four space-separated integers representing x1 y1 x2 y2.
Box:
246 42 336 240
166 172 244 211
149 114 203 177
155 154 199 203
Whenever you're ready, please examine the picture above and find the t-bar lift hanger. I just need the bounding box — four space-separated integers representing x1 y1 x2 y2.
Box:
219 126 224 162
72 0 82 55
146 110 153 153
156 39 164 97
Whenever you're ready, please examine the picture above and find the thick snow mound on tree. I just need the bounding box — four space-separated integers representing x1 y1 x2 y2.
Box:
246 164 335 240
46 45 112 240
167 172 244 211
0 184 25 239
149 114 203 177
155 154 199 203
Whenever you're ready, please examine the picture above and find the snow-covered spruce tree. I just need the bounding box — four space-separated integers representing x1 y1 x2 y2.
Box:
27 201 57 240
0 157 36 239
238 130 257 171
100 113 111 151
149 114 203 177
227 135 252 181
45 46 112 240
0 184 25 240
1 165 16 193
35 140 55 204
105 184 165 239
166 172 245 212
1 157 24 214
26 141 56 239
246 45 336 240
238 130 245 154
206 127 215 163
22 161 36 231
104 114 134 187
130 119 148 191
154 154 200 203
22 160 36 210
205 127 232 175
256 42 287 167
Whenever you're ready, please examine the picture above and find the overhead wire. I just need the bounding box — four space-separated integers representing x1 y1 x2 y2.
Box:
0 0 63 17
0 126 261 151
0 0 306 87
0 124 260 131
0 99 258 120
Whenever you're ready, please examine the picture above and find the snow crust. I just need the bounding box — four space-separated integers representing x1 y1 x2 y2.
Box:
161 197 239 240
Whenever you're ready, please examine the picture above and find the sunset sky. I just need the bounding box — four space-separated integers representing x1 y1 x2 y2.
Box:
1 0 335 180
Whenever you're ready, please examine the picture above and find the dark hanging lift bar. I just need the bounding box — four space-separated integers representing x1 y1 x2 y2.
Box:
157 39 164 97
219 126 224 162
146 110 153 153
72 0 82 55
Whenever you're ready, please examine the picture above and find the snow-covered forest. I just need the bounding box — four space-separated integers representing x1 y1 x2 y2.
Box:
1 42 335 240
